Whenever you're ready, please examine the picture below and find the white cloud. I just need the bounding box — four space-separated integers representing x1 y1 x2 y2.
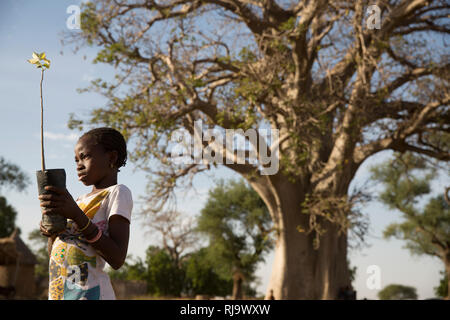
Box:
42 131 79 142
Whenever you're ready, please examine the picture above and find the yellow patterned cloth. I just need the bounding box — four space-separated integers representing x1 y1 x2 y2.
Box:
48 184 133 300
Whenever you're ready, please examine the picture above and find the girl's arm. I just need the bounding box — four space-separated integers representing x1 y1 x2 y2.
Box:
75 214 130 270
39 186 130 270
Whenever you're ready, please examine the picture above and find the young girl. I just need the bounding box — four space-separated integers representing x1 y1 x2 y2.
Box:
38 127 133 300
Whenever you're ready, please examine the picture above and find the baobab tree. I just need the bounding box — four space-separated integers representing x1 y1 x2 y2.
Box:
66 0 449 299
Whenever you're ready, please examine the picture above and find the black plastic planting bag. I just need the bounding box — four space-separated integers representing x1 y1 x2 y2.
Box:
36 169 67 234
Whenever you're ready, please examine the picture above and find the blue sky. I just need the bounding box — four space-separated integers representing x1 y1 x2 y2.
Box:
0 0 446 299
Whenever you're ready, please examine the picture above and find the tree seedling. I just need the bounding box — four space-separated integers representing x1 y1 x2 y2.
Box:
28 52 51 172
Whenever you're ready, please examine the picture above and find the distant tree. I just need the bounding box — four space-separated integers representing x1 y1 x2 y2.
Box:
145 210 198 269
28 229 50 279
378 284 418 300
129 245 236 297
0 196 18 238
0 157 29 192
145 245 185 297
0 157 29 238
184 247 233 297
434 271 448 299
348 260 357 284
108 254 147 281
197 179 274 299
371 152 450 299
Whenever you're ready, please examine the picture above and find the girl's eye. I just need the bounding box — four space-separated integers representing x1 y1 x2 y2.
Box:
75 154 89 161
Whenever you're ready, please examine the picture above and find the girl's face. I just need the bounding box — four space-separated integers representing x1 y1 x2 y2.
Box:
74 136 117 188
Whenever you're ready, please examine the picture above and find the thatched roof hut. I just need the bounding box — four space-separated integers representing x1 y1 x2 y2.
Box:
0 229 37 265
0 229 37 298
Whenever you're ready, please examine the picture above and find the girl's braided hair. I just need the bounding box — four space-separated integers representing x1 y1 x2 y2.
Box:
81 127 127 171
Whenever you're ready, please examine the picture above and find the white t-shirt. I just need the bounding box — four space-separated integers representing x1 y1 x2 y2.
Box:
48 184 133 300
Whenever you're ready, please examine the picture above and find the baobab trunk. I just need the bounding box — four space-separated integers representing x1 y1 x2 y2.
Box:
263 181 351 299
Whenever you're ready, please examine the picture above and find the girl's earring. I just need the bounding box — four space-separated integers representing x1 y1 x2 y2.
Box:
110 163 114 169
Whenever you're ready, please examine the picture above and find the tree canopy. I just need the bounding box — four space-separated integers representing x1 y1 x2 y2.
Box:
184 247 233 297
371 151 450 299
378 283 418 300
0 156 28 238
68 0 450 212
145 245 186 297
0 196 18 238
108 245 234 297
197 178 273 298
0 157 29 192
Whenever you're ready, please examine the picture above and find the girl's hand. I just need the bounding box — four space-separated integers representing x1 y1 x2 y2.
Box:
38 186 82 221
40 221 59 241
39 220 52 237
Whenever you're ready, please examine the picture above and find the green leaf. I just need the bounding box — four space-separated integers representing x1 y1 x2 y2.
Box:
28 52 50 68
